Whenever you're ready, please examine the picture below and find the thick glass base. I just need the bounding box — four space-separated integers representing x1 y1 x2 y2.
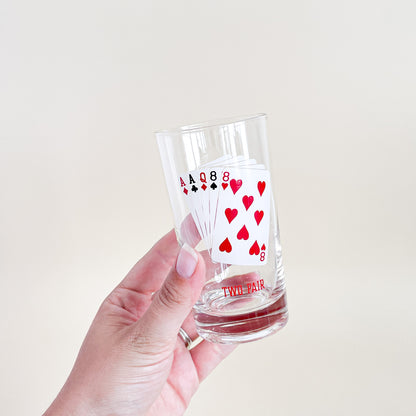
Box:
194 290 288 344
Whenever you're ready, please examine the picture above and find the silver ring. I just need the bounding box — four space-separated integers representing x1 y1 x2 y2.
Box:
178 328 194 350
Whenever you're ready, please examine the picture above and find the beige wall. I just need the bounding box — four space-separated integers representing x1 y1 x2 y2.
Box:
1 1 415 415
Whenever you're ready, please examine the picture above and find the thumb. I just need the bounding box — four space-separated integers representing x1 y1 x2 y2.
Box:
132 243 205 349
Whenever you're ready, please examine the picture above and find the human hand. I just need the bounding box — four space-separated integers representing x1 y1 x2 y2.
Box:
43 229 235 416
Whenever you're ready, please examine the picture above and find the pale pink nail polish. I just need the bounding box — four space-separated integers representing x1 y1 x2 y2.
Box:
176 243 198 279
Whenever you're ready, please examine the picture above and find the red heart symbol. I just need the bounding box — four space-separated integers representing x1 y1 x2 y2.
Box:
230 179 243 194
261 243 266 251
254 210 264 225
258 181 266 196
225 208 238 223
237 225 249 240
249 240 260 255
219 238 232 253
242 195 254 210
222 183 228 190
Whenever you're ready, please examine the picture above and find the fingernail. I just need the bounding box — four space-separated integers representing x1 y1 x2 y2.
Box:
176 243 198 279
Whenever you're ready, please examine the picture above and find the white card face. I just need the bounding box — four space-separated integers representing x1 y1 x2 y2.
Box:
211 167 271 265
192 166 217 248
192 169 210 241
178 167 221 249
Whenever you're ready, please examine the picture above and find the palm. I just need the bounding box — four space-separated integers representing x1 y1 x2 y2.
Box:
146 344 200 416
105 287 201 415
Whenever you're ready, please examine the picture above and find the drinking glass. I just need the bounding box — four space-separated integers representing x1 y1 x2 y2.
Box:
156 113 288 343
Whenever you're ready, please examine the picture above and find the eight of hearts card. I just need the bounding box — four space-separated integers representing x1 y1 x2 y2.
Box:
178 163 271 266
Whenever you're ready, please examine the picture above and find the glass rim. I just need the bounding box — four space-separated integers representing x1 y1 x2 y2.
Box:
155 113 267 136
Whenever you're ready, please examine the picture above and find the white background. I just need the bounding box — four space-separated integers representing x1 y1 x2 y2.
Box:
1 1 415 415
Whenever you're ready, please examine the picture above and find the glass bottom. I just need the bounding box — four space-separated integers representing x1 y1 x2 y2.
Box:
194 288 288 344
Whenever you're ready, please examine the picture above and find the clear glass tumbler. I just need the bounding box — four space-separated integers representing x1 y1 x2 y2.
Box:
156 114 288 343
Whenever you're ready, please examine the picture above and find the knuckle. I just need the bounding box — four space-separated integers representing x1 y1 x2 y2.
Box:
159 279 189 311
125 325 169 357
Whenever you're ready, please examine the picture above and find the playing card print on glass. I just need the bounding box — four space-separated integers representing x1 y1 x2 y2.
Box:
178 159 271 266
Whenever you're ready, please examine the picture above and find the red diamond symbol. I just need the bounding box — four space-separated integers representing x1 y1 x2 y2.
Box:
183 188 188 195
201 184 207 191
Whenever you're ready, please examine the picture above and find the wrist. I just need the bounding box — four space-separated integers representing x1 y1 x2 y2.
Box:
43 385 95 416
